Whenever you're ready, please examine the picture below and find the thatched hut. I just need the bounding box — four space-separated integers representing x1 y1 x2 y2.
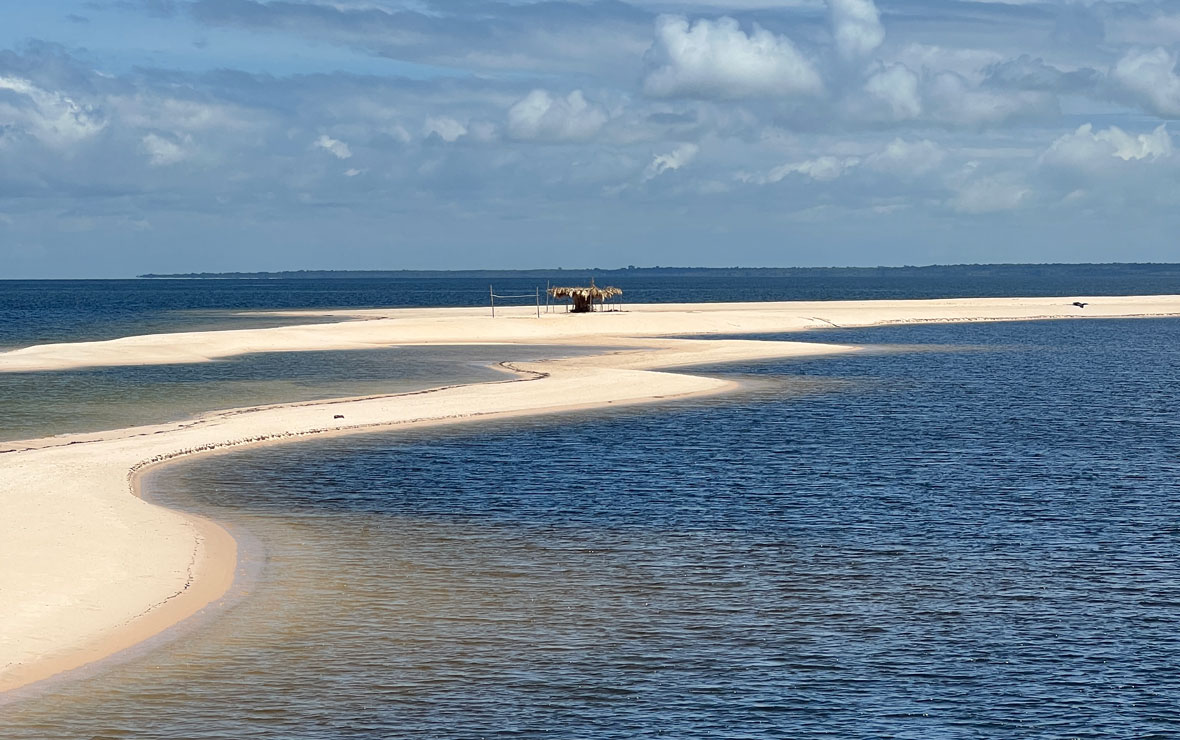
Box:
547 279 622 313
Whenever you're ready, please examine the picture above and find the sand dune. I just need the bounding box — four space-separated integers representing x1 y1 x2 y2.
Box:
2 296 1180 695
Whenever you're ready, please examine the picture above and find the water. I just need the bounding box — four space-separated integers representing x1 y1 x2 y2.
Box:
4 317 1178 737
0 345 599 443
0 279 363 350
5 265 1180 348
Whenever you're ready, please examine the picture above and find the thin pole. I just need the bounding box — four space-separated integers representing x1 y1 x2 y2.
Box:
490 284 494 318
535 287 540 318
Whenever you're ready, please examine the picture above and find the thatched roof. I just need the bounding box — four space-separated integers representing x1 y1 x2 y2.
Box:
547 281 622 301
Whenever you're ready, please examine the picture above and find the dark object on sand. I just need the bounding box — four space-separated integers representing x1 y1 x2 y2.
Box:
1073 301 1088 308
334 414 345 419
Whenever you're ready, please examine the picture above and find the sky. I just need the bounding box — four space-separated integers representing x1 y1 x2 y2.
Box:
2 0 1180 276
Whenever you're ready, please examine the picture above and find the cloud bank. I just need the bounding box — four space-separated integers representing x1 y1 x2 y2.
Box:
5 0 1180 275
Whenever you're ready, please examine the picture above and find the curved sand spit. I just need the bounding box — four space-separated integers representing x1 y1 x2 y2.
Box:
2 296 1179 694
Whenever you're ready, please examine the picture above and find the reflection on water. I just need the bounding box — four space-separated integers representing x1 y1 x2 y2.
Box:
0 345 597 442
4 319 1180 737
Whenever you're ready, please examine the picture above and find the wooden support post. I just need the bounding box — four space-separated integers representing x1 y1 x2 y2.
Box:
490 285 494 318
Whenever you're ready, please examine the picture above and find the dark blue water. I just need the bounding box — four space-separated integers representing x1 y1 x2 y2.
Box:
6 318 1177 737
5 267 1180 348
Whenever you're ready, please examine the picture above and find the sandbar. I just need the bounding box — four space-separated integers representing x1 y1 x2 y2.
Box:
2 295 1179 694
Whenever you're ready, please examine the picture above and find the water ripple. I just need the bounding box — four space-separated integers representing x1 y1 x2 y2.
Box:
4 318 1180 738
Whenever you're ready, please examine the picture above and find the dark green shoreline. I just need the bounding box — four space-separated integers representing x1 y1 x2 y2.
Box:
138 262 1180 280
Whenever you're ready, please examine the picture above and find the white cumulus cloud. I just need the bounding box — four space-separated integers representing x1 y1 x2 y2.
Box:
314 134 352 159
0 75 105 148
742 156 860 184
829 0 884 62
643 15 822 99
1109 48 1180 118
862 63 921 121
927 72 1055 127
1043 124 1173 169
507 90 608 142
644 142 700 180
423 116 467 143
742 138 945 186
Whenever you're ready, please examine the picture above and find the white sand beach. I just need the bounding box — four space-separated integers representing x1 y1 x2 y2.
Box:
5 295 1179 373
2 295 1179 694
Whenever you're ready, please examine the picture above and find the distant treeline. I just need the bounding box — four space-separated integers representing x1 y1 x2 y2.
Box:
138 264 1180 280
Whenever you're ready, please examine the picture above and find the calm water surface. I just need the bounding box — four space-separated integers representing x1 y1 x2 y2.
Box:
3 319 1179 738
6 268 1180 348
0 345 599 443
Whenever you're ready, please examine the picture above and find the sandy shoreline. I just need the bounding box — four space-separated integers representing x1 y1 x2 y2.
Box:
4 295 1179 373
3 295 1180 695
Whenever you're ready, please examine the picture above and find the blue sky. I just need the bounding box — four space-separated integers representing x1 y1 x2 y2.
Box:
2 0 1180 276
